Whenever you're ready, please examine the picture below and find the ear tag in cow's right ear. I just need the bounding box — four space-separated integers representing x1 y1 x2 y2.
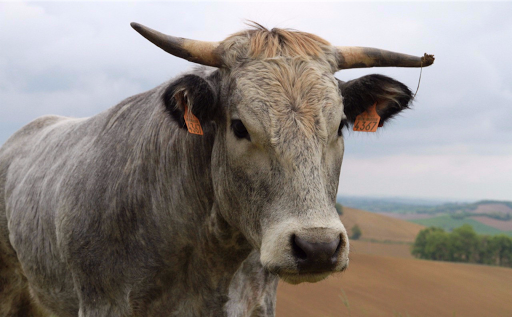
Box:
183 104 203 135
353 102 381 132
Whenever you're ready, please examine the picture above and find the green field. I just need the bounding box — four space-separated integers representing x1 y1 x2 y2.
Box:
410 215 512 236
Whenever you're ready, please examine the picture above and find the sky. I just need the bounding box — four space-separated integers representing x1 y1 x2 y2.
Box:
1 2 511 202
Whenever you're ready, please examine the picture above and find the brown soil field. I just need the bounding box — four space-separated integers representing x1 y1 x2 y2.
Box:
349 240 414 259
375 212 435 220
276 253 512 317
471 216 512 231
473 203 512 215
340 207 425 242
276 208 512 316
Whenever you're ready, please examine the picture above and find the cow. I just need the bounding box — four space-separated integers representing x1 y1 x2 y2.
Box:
0 22 434 316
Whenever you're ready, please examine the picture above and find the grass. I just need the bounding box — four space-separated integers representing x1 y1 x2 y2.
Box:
339 288 351 317
410 215 512 236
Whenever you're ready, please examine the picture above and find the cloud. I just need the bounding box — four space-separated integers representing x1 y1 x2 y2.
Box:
339 154 512 201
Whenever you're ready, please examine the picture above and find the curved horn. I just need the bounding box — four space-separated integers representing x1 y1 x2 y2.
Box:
131 22 222 67
336 47 434 69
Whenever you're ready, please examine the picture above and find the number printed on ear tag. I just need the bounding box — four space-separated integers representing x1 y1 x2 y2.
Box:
353 102 381 132
184 105 203 135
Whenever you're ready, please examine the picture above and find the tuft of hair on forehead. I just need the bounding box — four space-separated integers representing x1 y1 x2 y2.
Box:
226 21 332 60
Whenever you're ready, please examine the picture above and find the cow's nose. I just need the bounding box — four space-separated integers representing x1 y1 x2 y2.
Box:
291 234 342 272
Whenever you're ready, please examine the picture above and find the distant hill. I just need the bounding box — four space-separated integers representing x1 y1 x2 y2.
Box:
338 196 512 217
338 196 449 213
339 207 424 243
411 215 512 236
339 197 512 236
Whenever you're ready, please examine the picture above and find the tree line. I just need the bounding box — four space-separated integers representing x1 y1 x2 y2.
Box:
411 225 512 267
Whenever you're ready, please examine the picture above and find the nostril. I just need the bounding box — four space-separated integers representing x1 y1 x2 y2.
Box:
291 234 308 261
332 235 343 261
292 234 342 271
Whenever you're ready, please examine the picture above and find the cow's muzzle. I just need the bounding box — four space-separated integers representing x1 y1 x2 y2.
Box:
291 233 343 272
260 221 349 284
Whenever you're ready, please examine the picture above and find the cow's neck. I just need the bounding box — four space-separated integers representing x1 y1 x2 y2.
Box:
160 207 253 315
148 124 253 314
194 206 253 304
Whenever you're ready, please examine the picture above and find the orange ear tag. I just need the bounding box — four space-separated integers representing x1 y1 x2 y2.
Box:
183 105 203 135
353 102 381 132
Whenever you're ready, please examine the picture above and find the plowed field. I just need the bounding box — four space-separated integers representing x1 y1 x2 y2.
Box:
276 208 512 317
340 207 424 242
277 253 512 317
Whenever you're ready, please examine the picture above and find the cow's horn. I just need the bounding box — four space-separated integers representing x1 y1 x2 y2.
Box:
131 22 222 67
336 47 434 69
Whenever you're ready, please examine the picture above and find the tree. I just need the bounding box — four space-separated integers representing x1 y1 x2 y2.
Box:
411 225 512 267
424 230 451 261
351 225 362 240
450 224 479 262
477 235 496 265
490 235 512 267
411 227 445 259
335 203 343 216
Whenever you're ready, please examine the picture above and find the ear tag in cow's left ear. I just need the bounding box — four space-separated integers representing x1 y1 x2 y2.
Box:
183 104 203 135
353 102 381 132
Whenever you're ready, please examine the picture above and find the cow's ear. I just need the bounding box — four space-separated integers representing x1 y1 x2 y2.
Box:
162 73 219 129
338 74 412 126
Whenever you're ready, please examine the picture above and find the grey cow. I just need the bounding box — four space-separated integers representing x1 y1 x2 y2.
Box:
0 23 433 316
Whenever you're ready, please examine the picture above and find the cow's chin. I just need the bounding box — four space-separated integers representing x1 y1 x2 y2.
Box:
278 272 331 285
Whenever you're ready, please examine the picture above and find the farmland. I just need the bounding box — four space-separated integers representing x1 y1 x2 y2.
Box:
276 207 512 316
341 197 512 236
410 214 512 236
337 206 424 243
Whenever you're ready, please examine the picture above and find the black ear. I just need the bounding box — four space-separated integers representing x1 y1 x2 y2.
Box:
338 74 412 126
162 72 219 130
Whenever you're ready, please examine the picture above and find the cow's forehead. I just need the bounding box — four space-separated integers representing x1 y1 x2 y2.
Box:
220 24 337 70
229 58 343 147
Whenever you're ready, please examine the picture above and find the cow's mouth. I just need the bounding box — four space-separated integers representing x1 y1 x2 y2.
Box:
268 263 348 285
278 271 332 284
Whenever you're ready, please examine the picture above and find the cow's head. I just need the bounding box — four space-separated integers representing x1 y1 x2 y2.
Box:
132 23 433 284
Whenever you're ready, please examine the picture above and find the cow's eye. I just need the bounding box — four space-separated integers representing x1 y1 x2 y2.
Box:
231 119 250 141
338 119 348 137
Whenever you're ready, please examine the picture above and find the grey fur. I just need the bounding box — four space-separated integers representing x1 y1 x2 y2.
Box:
0 25 414 317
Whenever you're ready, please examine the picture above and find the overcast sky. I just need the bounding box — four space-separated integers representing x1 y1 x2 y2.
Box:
1 2 511 202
